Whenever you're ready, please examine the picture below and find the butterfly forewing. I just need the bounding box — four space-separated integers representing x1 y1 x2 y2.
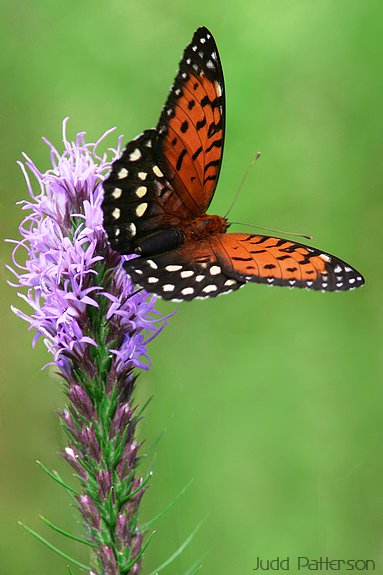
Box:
103 130 191 253
157 26 225 214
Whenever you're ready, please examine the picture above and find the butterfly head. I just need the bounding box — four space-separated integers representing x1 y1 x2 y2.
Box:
183 214 228 241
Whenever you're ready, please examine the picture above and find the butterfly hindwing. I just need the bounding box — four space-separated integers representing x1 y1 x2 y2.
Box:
211 233 365 291
124 233 363 301
156 26 225 215
123 240 244 301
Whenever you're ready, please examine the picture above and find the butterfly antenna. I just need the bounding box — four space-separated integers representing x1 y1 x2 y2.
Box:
224 152 261 219
230 221 312 240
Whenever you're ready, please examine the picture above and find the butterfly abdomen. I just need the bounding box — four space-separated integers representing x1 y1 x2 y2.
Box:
136 228 185 257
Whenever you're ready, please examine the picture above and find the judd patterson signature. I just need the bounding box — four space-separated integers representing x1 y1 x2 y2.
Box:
253 556 376 571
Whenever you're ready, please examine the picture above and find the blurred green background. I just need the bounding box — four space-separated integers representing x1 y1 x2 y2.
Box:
1 0 382 574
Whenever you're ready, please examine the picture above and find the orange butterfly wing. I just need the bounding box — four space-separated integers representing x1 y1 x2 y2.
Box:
210 233 365 291
156 26 225 214
123 233 364 300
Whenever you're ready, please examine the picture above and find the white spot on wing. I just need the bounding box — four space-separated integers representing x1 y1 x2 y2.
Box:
112 208 120 220
196 275 205 282
135 203 148 217
209 265 221 276
181 270 194 278
138 172 147 180
135 186 147 198
127 223 136 237
163 284 175 292
166 265 182 272
203 284 217 293
224 279 237 287
181 287 194 296
147 260 158 269
319 253 331 263
112 188 122 199
147 277 159 284
206 60 214 69
117 168 128 179
129 148 142 161
153 165 164 178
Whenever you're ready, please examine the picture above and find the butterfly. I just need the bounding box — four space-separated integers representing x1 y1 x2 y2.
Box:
102 26 364 301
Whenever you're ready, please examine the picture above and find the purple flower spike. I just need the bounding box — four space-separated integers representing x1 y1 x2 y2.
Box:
8 119 172 574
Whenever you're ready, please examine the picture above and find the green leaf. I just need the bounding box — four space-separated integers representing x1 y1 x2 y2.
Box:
139 479 194 531
39 515 97 548
36 461 79 497
145 518 205 575
19 522 90 571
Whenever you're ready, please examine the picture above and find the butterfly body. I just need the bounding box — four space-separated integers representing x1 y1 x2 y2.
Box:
102 26 364 300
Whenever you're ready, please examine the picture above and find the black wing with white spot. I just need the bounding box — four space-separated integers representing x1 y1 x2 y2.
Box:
103 130 193 253
123 239 245 301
